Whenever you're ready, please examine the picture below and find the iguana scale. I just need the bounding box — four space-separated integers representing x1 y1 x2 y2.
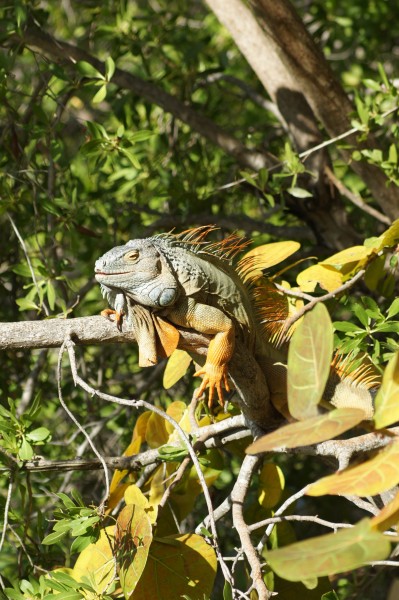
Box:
94 227 378 419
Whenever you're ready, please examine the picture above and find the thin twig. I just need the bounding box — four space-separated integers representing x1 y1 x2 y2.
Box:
7 213 50 316
57 338 110 504
0 473 14 590
325 166 391 225
257 485 309 553
281 268 366 336
249 514 353 533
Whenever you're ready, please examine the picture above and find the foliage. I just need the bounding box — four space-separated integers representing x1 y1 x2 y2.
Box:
0 0 399 599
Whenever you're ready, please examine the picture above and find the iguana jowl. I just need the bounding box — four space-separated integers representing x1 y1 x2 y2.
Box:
95 227 377 417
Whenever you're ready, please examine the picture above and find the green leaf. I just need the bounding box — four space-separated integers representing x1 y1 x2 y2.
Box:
265 519 390 582
92 84 107 104
158 445 188 462
287 187 313 198
76 60 103 79
46 280 56 311
333 321 361 333
119 147 141 169
223 581 233 600
42 529 69 545
26 426 50 442
387 298 399 319
352 303 369 328
287 303 334 419
105 56 115 80
16 298 40 312
70 516 100 536
18 438 34 460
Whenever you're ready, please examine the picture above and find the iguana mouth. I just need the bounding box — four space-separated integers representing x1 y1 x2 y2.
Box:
95 270 131 276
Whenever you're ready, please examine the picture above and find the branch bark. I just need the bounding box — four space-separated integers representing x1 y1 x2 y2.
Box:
0 315 277 430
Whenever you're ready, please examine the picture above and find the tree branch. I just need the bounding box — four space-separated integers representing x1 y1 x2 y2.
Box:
0 315 277 430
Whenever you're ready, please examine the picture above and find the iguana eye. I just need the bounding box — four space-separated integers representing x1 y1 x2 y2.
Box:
124 250 139 262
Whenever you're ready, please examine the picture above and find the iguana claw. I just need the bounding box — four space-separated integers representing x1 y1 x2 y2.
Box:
194 363 230 408
101 308 124 331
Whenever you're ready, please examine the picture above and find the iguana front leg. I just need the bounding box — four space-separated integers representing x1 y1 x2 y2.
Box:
101 292 125 330
166 298 235 407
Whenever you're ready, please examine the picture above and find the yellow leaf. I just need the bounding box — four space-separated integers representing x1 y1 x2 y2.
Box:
378 218 399 249
321 245 371 273
265 519 390 582
124 484 158 524
297 264 343 293
307 439 399 497
247 408 366 453
165 400 187 435
163 349 192 389
287 303 334 420
109 436 142 496
132 533 217 600
72 526 115 593
374 352 399 428
258 463 285 509
371 489 399 532
133 411 152 442
149 465 168 506
115 504 153 598
241 241 300 269
146 412 169 448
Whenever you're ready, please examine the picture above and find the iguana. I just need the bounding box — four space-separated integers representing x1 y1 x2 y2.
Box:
94 226 378 421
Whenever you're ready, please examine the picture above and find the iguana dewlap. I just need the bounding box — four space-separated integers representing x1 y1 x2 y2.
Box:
94 229 258 406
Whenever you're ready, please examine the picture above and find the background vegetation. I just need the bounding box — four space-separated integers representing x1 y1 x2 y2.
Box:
0 0 399 598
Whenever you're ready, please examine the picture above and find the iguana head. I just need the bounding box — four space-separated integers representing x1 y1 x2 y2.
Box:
95 240 179 308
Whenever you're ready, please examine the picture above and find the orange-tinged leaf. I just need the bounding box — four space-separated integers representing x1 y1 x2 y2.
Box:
374 352 399 428
115 504 153 598
241 241 300 269
265 519 390 582
124 484 158 524
72 526 115 592
371 489 399 532
287 303 334 420
247 408 366 453
307 439 399 497
297 264 343 293
163 349 192 389
258 463 285 509
132 533 217 600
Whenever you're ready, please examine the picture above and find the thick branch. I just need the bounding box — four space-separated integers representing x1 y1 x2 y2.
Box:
0 315 277 429
249 0 399 220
